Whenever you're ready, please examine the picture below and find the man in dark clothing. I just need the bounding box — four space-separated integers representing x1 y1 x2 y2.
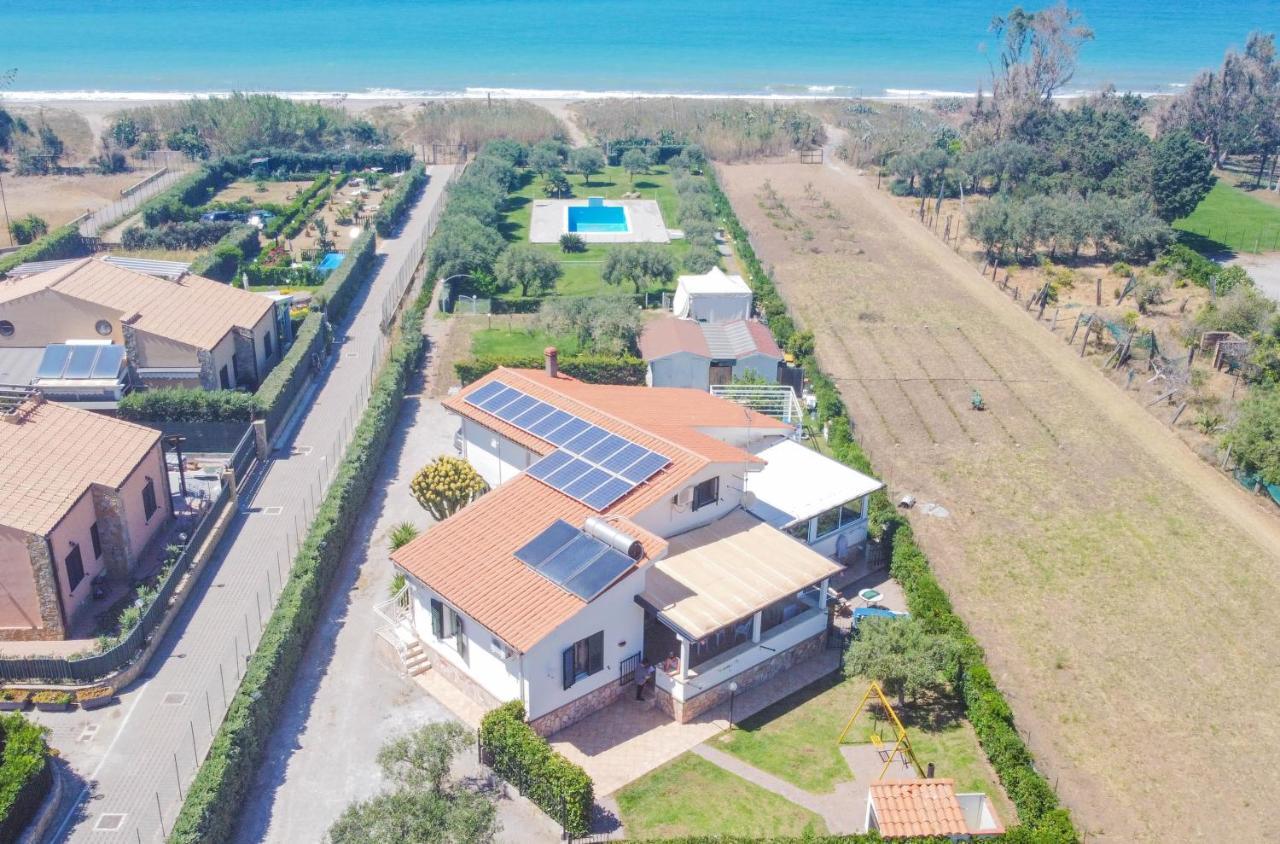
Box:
634 659 650 700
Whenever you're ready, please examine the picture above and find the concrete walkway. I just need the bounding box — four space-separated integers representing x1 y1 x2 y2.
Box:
35 165 455 844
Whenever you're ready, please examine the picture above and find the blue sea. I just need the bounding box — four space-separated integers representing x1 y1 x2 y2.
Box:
2 0 1272 99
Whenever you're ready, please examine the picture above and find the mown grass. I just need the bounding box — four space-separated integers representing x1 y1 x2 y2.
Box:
499 164 689 298
1174 179 1280 255
615 753 826 840
470 327 579 357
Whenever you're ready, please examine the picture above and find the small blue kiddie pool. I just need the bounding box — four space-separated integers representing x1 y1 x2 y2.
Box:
567 199 629 233
317 252 345 275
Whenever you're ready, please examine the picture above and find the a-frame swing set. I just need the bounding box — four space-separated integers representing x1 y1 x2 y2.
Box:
836 681 923 780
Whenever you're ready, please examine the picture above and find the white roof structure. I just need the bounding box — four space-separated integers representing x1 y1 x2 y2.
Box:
672 267 753 322
745 439 884 528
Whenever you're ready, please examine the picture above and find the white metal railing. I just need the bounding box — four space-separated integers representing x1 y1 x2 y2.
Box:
709 384 805 426
373 582 411 628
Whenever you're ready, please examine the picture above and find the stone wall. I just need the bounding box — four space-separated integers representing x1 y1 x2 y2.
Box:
231 328 258 389
91 487 133 580
670 632 826 723
527 675 627 737
420 638 503 713
197 349 217 390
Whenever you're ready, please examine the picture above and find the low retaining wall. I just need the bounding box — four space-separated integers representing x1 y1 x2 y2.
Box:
528 676 627 737
659 632 826 723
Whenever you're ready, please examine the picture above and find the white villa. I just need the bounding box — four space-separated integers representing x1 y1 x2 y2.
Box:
388 352 883 735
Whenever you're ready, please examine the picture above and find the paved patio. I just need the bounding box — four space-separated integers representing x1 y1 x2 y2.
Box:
528 198 670 244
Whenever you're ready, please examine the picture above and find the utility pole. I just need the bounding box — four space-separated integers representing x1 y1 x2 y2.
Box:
0 171 11 247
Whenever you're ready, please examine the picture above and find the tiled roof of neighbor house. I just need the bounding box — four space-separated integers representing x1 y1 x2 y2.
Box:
0 258 273 350
639 317 781 362
0 397 161 536
392 476 667 652
869 779 969 838
398 368 790 651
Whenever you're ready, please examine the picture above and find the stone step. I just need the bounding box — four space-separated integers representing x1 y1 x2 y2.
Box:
405 655 431 676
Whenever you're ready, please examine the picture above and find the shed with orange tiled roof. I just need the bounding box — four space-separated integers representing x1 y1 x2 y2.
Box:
866 779 1004 840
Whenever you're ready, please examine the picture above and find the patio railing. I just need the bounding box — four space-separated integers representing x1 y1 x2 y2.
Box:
709 383 805 428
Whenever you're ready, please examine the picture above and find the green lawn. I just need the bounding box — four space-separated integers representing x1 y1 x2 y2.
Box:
1174 179 1280 254
470 328 579 357
615 753 827 840
499 164 693 298
715 674 1014 821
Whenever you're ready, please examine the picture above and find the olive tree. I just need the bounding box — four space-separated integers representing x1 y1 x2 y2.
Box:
621 148 650 183
601 243 676 294
495 244 562 296
844 616 961 707
569 147 605 186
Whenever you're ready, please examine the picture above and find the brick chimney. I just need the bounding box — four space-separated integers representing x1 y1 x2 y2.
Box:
544 346 559 378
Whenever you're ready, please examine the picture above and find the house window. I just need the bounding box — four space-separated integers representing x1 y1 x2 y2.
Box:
90 523 102 559
0 320 13 337
840 497 866 526
692 476 719 511
264 331 274 360
562 631 604 690
142 477 158 520
65 545 85 593
430 598 444 639
451 611 468 662
95 319 113 336
814 506 842 539
785 521 810 542
219 365 231 389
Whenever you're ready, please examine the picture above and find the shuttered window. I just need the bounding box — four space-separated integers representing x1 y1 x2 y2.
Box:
430 599 444 639
563 630 605 689
453 615 468 662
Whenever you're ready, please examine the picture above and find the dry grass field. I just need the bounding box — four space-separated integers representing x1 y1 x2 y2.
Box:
719 158 1280 842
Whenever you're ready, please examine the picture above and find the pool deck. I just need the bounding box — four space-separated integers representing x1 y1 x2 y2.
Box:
530 198 670 244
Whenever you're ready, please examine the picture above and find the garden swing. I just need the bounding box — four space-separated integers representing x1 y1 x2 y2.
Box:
836 681 923 780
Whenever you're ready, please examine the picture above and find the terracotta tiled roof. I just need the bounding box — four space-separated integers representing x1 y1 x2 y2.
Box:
391 475 667 652
0 398 162 536
869 779 969 838
639 316 708 358
639 317 782 362
0 258 273 350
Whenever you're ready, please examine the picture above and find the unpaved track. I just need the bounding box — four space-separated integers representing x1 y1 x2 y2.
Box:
719 157 1280 842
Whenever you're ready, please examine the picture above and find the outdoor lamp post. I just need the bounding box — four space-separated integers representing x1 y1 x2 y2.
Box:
728 681 739 729
166 434 189 498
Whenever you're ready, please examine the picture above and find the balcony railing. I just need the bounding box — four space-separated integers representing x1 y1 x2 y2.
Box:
709 384 805 428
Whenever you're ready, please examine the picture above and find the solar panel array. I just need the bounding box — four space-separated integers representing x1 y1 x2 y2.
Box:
465 380 670 511
514 519 636 601
34 344 126 382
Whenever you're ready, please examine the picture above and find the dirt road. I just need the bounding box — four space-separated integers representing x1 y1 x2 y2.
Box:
718 157 1280 842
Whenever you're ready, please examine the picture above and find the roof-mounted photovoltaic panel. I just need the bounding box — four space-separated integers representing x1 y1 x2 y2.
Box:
513 519 638 602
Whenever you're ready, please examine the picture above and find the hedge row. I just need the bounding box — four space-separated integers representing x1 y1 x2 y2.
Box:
255 311 329 437
118 388 258 423
268 173 336 239
140 166 230 227
374 162 428 237
169 269 434 843
0 714 52 842
704 165 1076 841
0 224 89 277
319 228 377 321
187 225 261 283
480 701 593 837
121 220 234 251
455 354 646 386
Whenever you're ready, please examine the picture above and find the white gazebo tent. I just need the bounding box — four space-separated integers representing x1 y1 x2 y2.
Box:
671 266 753 322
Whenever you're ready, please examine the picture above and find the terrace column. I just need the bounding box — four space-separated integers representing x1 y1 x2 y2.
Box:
819 578 829 610
679 637 690 681
751 612 762 643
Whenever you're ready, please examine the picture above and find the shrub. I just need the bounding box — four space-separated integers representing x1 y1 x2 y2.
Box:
30 690 72 705
455 355 646 386
0 224 89 278
0 714 52 842
0 689 28 703
75 686 114 704
682 245 720 273
255 311 328 436
559 233 586 253
8 214 48 245
117 388 258 423
170 270 436 843
374 162 428 237
479 701 593 837
320 228 377 320
410 456 488 520
188 225 261 283
121 220 234 251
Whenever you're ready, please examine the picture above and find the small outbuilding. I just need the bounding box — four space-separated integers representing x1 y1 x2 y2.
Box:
639 316 782 390
671 267 753 322
865 779 1004 840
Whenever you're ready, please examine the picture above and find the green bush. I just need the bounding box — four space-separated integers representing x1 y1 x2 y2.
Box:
455 355 646 386
0 714 52 842
479 701 593 837
271 173 337 239
189 225 261 283
320 229 377 321
118 388 258 423
169 272 434 844
122 220 235 250
374 162 427 237
255 311 328 437
0 224 89 277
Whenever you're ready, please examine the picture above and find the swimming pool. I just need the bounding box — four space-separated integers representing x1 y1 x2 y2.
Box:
567 204 629 233
317 252 345 273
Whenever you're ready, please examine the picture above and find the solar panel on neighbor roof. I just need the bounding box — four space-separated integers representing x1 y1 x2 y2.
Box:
512 519 637 601
463 380 671 511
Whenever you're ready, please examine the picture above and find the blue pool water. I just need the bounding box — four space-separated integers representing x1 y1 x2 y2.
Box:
568 205 628 234
317 252 344 272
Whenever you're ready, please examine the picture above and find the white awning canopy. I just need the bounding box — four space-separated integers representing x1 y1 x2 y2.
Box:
745 439 883 528
638 509 841 640
672 267 753 322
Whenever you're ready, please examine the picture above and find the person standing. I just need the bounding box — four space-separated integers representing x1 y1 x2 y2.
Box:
634 658 649 700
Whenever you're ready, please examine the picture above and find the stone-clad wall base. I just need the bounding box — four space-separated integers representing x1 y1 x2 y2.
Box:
528 678 627 737
670 632 826 723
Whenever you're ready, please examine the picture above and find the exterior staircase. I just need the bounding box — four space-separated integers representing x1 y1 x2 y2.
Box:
375 583 431 677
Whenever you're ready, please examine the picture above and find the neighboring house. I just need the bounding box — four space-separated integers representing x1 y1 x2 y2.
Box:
865 779 1004 840
0 394 172 640
0 257 291 393
388 352 884 735
639 317 783 389
671 267 753 322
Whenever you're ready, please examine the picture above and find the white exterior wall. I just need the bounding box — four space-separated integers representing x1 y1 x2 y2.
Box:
647 352 710 391
521 567 648 720
459 417 538 489
631 464 745 539
408 579 523 704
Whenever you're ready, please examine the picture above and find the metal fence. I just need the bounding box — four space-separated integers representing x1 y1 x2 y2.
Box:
79 167 190 240
0 481 233 683
229 424 258 484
